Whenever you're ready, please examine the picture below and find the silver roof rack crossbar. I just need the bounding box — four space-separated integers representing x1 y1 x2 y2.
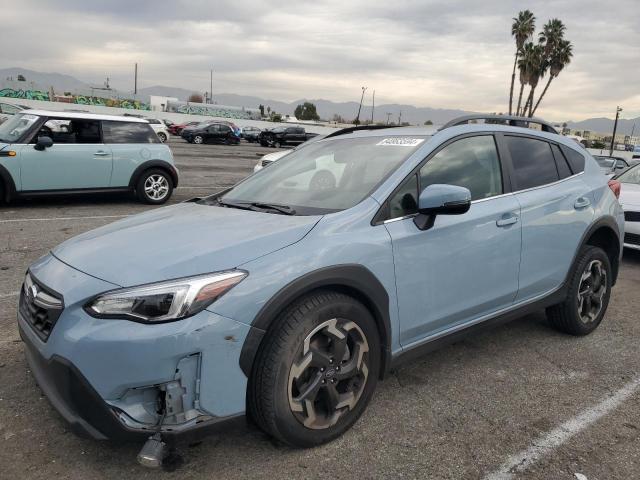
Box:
440 114 559 134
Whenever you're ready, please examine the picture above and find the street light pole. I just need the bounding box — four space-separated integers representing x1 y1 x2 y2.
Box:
210 68 213 104
386 112 391 125
355 86 367 125
609 106 622 156
371 89 375 124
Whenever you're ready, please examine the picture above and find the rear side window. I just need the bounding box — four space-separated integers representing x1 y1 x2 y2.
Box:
550 144 572 179
561 145 586 173
505 136 558 190
102 121 159 144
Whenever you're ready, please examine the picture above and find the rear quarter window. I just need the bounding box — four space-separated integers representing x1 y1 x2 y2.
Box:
102 121 159 144
560 145 586 173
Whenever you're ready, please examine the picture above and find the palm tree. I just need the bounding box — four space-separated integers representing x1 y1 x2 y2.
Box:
523 44 547 116
531 39 573 116
539 19 566 55
509 10 536 115
516 42 538 116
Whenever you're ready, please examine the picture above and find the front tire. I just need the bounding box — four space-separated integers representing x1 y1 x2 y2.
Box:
157 132 167 142
249 291 380 447
193 135 204 144
546 245 612 336
136 169 173 204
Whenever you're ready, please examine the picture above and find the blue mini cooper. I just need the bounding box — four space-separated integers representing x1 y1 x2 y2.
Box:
0 110 178 204
17 116 624 455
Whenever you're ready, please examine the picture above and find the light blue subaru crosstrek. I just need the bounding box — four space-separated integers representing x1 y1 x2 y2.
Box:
0 110 178 204
17 115 624 451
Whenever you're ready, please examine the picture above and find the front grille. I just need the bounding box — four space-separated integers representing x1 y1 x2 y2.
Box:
624 211 640 222
19 273 64 342
624 232 640 246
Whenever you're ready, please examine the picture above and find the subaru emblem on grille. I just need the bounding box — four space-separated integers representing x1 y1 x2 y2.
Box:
29 284 38 300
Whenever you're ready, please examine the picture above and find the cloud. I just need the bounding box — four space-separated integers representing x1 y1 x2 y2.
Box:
3 0 639 120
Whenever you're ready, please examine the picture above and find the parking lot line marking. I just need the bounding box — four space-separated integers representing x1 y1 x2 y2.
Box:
0 214 129 224
484 376 640 480
0 292 19 299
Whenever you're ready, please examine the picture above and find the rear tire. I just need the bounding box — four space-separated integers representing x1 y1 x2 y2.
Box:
249 290 380 447
135 169 173 204
193 135 204 144
0 181 5 204
546 245 612 336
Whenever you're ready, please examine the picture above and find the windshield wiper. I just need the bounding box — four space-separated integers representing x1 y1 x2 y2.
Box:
218 199 296 215
249 202 296 215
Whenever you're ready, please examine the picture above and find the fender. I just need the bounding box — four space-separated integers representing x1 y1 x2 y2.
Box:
0 163 17 201
239 264 392 378
571 215 622 285
128 160 179 189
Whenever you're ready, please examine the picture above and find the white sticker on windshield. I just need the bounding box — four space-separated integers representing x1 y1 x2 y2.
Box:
376 138 425 147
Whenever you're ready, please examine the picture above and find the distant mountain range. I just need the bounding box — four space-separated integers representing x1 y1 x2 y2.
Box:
1 67 637 134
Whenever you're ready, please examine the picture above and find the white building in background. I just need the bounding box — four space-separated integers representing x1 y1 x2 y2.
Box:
149 95 179 112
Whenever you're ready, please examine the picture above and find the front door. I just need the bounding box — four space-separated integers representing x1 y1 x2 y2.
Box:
19 118 113 190
383 135 522 347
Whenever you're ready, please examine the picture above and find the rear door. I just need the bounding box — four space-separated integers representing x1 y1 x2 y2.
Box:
500 134 595 302
19 117 113 190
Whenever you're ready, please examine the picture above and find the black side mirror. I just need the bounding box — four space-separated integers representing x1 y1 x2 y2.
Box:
34 136 53 151
414 184 472 231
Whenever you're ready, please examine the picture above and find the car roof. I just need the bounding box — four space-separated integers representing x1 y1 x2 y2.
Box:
20 109 149 123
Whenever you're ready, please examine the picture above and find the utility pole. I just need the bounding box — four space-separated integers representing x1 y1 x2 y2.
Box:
609 106 622 156
355 86 367 125
386 112 392 125
134 63 138 95
370 89 375 124
398 110 402 125
210 68 213 104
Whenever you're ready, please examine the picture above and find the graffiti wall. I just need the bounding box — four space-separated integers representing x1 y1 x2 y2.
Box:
0 88 150 111
167 101 260 120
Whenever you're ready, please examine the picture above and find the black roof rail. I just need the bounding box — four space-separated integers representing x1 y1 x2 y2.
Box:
440 114 559 134
324 124 406 139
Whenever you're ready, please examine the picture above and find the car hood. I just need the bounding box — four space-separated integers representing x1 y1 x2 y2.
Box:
52 202 321 287
620 183 640 208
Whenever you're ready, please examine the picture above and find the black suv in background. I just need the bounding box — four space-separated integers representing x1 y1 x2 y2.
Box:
181 122 240 145
259 126 318 147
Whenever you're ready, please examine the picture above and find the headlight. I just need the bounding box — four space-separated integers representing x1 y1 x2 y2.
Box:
85 270 247 323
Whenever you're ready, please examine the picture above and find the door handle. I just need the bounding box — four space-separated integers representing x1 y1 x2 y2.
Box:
93 151 110 156
574 197 591 209
496 214 519 227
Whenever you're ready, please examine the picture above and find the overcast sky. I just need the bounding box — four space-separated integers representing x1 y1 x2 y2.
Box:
4 0 639 120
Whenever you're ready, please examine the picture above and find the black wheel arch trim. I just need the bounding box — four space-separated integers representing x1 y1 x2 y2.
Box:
129 160 179 189
239 264 392 379
0 163 17 201
573 215 622 285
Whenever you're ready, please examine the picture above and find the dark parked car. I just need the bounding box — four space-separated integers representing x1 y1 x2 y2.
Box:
181 122 240 145
241 126 261 142
168 121 199 136
259 126 319 147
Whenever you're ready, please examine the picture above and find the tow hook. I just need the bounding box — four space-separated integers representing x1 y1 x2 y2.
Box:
137 432 167 468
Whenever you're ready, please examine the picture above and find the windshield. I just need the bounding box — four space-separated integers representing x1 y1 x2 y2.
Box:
617 164 640 184
594 157 615 169
221 135 430 214
0 113 40 143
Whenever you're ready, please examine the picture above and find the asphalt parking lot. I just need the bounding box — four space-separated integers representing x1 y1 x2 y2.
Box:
1 138 639 479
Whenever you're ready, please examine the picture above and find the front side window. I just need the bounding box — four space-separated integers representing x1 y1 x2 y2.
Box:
102 121 159 144
36 119 102 144
420 135 503 201
506 136 559 190
0 113 40 143
220 135 429 214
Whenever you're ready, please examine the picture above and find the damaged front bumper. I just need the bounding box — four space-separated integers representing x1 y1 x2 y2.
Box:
18 254 251 442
